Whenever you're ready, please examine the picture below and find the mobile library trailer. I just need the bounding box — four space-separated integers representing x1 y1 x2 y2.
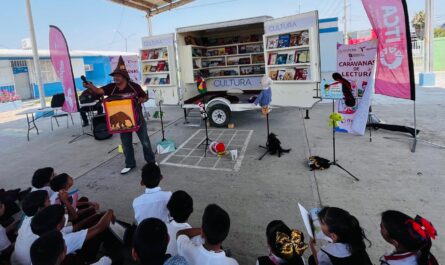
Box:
140 11 321 127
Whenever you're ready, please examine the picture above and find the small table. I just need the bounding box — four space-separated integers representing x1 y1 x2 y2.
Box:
17 107 53 141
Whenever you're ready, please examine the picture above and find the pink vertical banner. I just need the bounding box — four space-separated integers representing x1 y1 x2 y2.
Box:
49 25 79 112
361 0 415 100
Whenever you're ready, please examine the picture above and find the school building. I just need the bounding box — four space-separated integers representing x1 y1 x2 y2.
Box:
0 49 137 100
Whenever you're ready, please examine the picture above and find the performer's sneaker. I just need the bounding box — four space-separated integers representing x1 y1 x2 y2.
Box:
120 167 134 175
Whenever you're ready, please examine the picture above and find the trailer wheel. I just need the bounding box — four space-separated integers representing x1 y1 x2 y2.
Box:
208 104 230 128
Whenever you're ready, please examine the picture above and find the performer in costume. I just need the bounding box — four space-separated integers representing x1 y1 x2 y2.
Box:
83 56 156 174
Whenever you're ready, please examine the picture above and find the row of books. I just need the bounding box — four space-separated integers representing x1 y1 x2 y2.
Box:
267 50 310 65
141 48 169 60
240 65 265 75
144 75 170 86
267 30 310 49
192 44 263 57
142 61 169 73
269 68 309 81
185 34 262 46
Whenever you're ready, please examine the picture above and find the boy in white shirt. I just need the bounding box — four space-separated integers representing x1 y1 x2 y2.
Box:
177 204 238 265
0 200 14 261
11 204 113 265
133 163 172 224
30 231 112 265
166 191 193 256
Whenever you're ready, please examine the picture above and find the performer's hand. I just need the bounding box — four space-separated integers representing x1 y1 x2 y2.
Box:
83 82 94 90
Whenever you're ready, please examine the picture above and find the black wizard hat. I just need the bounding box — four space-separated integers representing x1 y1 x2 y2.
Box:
109 56 130 80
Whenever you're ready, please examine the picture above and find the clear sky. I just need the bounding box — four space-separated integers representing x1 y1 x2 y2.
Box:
1 0 443 53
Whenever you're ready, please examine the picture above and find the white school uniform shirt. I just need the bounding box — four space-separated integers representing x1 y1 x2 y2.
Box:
132 187 172 224
92 256 113 265
31 186 54 198
0 225 11 254
50 191 59 205
166 220 191 256
380 252 418 265
11 214 87 265
317 242 351 265
177 234 239 265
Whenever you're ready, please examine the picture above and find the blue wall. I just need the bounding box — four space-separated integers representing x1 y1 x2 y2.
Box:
0 85 15 93
32 78 85 98
83 56 112 86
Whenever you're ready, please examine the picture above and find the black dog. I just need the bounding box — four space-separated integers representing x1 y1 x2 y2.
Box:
267 133 291 157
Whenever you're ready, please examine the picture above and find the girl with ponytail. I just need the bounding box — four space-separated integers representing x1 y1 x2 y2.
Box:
380 210 438 265
309 207 372 265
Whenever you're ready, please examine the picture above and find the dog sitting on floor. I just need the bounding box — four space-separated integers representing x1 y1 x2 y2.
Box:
267 133 291 157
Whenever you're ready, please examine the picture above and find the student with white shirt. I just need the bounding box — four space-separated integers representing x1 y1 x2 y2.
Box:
30 230 112 265
0 199 15 262
11 204 113 265
132 217 188 265
308 207 372 265
379 210 438 265
31 167 56 198
256 220 305 265
166 191 194 256
133 163 172 224
177 204 239 265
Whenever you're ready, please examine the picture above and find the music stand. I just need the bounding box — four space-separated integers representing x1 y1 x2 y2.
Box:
197 99 212 157
258 112 270 160
330 99 359 181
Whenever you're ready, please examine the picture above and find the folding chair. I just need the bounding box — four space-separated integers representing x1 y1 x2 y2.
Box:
50 93 74 131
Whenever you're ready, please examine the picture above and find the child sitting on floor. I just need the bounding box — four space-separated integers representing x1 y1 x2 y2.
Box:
0 198 16 262
30 230 112 265
50 173 99 222
177 204 238 265
380 210 438 265
31 167 56 197
309 206 372 265
132 217 188 265
256 220 306 265
166 191 194 256
133 163 172 224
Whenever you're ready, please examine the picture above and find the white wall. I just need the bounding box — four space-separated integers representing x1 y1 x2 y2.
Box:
0 60 14 86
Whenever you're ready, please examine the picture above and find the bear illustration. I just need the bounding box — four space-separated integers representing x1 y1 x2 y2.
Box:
109 111 134 129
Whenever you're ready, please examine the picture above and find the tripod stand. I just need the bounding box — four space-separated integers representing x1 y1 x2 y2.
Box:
197 101 212 157
69 114 93 144
258 112 270 160
330 100 360 181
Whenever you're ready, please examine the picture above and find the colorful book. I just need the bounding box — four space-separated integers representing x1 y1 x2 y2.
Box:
276 54 288 65
277 69 286 80
290 33 299 46
269 70 278 80
252 54 265 64
299 31 309 45
268 53 277 65
287 54 295 64
141 50 149 60
295 68 309 80
156 61 166 72
277 34 290 48
283 69 296 80
267 36 279 49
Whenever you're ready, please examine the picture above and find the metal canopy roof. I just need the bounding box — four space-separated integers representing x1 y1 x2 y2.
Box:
108 0 194 16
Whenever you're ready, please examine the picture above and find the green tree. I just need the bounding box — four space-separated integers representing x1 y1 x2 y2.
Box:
412 11 425 39
435 27 445 38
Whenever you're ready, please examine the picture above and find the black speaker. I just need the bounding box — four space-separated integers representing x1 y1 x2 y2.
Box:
93 114 112 140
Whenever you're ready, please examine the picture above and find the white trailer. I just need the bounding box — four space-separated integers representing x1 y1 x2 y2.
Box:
140 11 321 127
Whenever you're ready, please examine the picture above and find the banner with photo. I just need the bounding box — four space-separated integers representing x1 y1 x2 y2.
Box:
336 40 377 133
109 55 140 83
361 0 415 100
49 26 79 113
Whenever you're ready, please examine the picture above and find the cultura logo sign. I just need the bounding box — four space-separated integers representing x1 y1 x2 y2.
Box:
380 46 403 69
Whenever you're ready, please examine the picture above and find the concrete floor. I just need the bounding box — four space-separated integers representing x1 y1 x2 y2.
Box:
1 85 444 264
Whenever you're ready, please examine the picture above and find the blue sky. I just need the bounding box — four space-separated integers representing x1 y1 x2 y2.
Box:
1 0 443 53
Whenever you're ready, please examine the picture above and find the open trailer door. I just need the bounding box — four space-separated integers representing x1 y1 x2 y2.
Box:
263 11 321 108
140 33 179 105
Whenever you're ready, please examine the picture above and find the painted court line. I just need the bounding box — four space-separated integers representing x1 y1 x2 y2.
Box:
160 129 253 172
